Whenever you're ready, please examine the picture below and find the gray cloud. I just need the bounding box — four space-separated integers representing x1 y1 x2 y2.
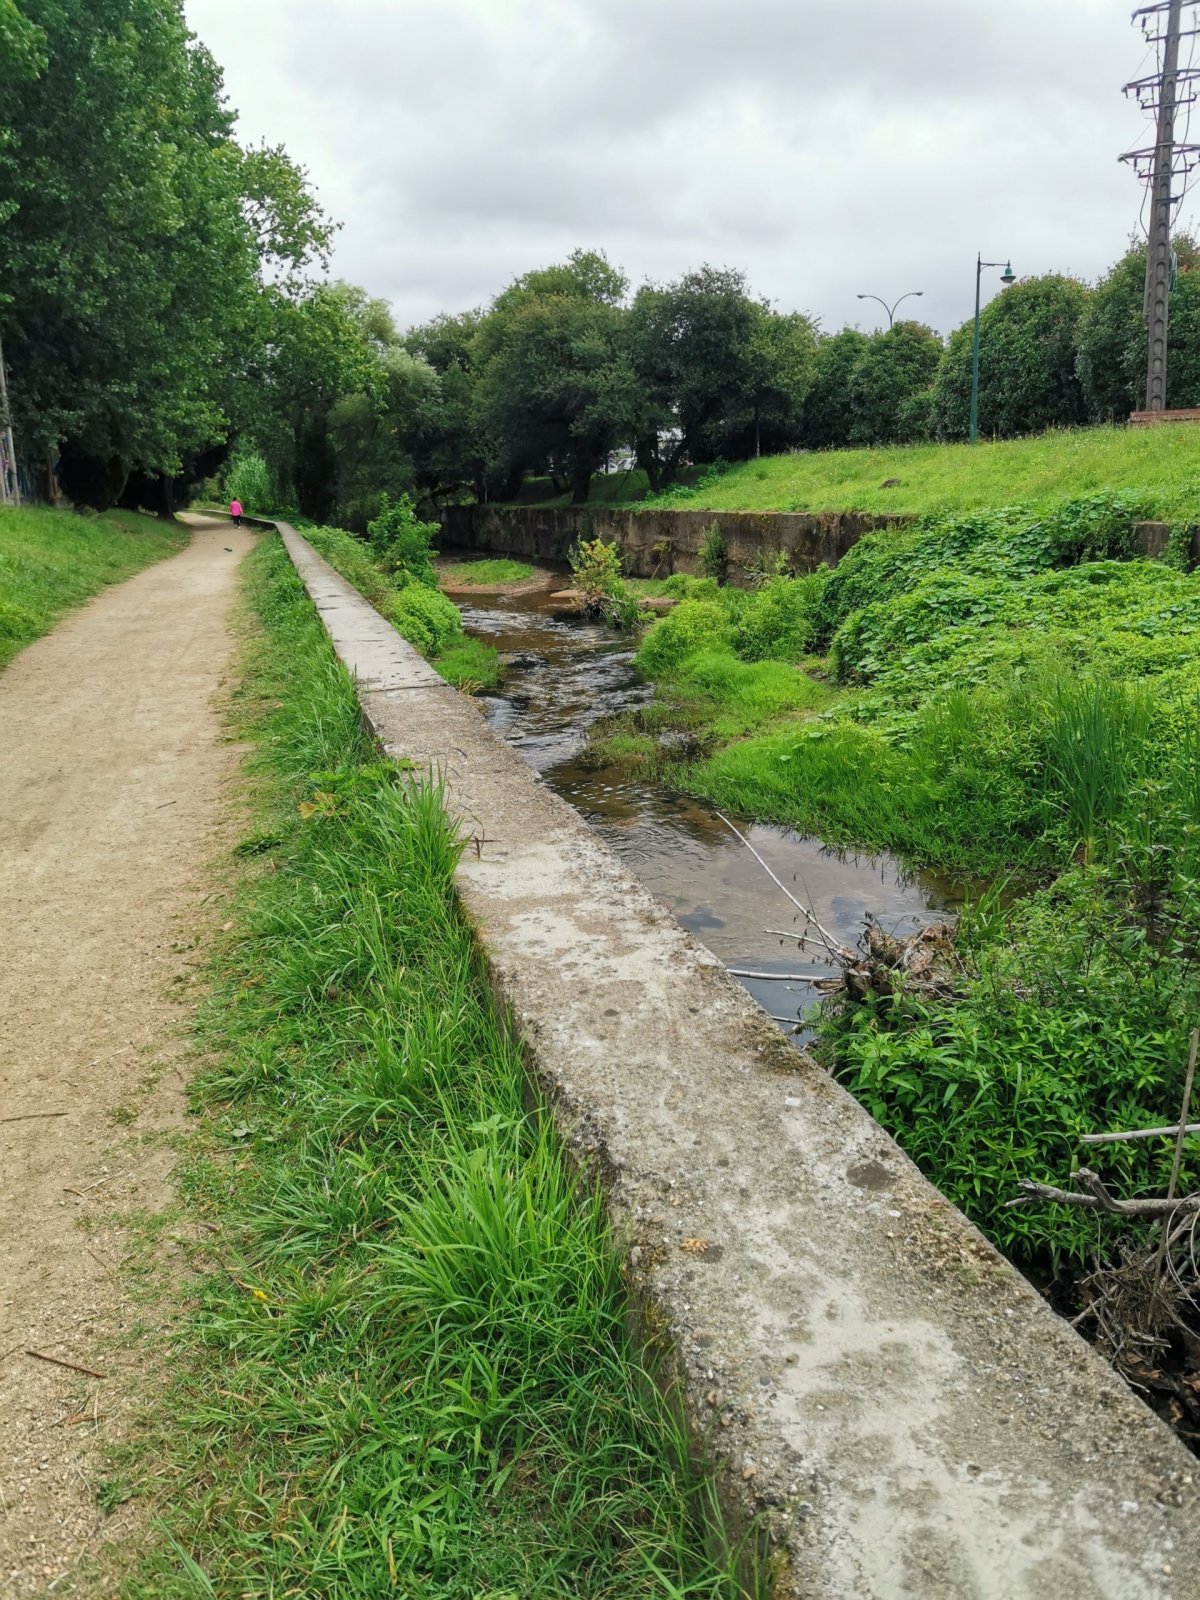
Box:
186 0 1170 336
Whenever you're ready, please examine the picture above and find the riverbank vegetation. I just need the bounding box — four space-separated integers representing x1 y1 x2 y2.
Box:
595 494 1200 1292
303 498 503 693
123 535 751 1599
438 555 538 586
0 505 185 667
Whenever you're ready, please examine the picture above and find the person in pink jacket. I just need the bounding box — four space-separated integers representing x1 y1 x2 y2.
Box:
229 498 243 527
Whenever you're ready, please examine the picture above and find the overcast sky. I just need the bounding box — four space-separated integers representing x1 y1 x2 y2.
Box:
183 0 1176 337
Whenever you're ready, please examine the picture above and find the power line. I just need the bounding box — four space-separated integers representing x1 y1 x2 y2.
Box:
1120 0 1200 411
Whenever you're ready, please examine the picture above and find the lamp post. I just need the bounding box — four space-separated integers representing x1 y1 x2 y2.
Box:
855 290 924 329
969 256 1016 444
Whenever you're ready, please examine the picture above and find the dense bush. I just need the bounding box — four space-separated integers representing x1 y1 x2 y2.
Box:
386 583 464 657
933 275 1089 441
846 321 944 446
732 573 825 662
225 451 273 514
366 494 439 587
636 600 733 675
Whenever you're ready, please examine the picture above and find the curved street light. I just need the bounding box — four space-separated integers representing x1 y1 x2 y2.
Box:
856 290 925 328
970 257 1016 444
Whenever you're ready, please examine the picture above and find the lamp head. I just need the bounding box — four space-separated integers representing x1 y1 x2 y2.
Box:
1000 262 1016 285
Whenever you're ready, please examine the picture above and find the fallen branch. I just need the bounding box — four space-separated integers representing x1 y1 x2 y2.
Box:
715 812 854 964
26 1349 108 1380
1082 1122 1200 1145
2 1111 68 1124
1007 1167 1200 1218
728 968 816 982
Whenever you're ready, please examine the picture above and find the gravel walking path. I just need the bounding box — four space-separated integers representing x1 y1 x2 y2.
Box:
0 515 252 1595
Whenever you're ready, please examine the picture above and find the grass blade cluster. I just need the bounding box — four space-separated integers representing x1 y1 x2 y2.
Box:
0 505 185 668
124 536 750 1599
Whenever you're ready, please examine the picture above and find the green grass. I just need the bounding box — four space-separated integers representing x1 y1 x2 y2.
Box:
0 504 186 667
502 425 1200 520
122 535 755 1600
300 521 504 694
439 556 538 585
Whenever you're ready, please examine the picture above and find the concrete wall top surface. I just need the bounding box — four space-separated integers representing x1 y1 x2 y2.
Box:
277 520 1200 1600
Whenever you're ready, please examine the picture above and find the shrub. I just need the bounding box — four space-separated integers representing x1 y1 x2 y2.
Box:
386 584 464 657
367 495 439 588
733 573 826 663
225 450 273 514
699 523 729 584
635 600 733 676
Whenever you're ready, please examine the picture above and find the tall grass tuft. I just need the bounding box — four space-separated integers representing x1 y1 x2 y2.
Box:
123 536 755 1600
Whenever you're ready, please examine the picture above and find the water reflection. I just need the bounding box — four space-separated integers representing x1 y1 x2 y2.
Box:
460 593 958 1044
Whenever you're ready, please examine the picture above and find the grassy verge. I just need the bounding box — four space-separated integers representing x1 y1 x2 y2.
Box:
438 556 538 585
0 504 186 667
122 535 752 1599
502 424 1200 520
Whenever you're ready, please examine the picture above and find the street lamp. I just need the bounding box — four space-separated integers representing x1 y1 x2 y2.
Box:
856 290 925 328
969 256 1016 444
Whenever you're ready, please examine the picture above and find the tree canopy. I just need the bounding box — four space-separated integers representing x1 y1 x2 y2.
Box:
0 0 331 508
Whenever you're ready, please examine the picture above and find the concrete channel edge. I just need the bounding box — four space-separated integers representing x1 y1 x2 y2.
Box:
272 519 1200 1600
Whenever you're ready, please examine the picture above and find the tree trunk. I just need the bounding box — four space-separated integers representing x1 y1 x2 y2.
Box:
158 473 177 520
570 461 592 504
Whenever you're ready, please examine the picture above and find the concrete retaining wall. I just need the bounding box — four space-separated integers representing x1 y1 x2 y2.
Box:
439 504 1184 581
439 503 907 579
276 519 1199 1600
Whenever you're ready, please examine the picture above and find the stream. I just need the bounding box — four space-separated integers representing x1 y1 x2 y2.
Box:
460 591 961 1045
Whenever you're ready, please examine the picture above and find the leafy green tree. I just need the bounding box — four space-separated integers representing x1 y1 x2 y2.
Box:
628 265 770 486
404 311 494 502
0 0 45 83
847 322 943 445
801 329 868 449
0 0 330 508
1076 237 1200 421
933 274 1090 440
476 249 638 503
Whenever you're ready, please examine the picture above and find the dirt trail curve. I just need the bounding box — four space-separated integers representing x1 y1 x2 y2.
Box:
0 515 254 1595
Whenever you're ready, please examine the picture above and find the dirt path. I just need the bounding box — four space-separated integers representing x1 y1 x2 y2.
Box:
0 515 254 1595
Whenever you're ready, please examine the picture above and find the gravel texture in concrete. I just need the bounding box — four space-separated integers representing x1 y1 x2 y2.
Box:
279 522 1200 1600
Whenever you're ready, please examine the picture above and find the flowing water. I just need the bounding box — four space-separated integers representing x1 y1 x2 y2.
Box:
460 591 961 1044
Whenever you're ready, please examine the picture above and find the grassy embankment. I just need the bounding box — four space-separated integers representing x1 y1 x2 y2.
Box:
588 490 1200 1274
120 535 753 1599
0 504 185 667
512 422 1200 520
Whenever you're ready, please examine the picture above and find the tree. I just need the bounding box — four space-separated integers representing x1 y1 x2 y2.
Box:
846 322 943 445
0 0 45 84
404 311 493 502
0 1 330 508
627 265 765 487
1076 237 1200 421
475 249 638 503
933 274 1090 440
800 329 868 449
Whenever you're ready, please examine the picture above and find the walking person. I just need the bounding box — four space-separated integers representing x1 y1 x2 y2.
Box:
229 497 243 527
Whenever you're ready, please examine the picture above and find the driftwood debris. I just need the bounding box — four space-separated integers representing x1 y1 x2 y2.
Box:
1007 1167 1200 1218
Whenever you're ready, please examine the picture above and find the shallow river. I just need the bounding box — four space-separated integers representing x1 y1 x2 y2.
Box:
461 592 959 1043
